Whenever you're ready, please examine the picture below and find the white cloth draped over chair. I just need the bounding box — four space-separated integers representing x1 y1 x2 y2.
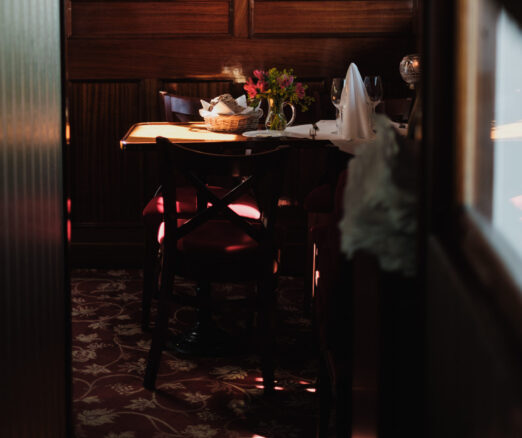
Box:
338 115 417 276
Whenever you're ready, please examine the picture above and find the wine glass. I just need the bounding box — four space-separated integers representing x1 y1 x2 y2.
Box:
364 75 383 109
364 76 382 111
330 78 345 134
364 76 383 130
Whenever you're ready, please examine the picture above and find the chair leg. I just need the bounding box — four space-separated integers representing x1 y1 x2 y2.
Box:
257 274 277 395
142 229 159 331
195 280 212 328
335 377 352 438
317 354 333 438
143 258 174 391
305 225 315 316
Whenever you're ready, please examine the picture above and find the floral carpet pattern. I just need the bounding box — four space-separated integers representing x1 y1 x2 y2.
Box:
72 269 318 438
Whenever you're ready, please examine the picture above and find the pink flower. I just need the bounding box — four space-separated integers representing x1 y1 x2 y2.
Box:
257 80 268 93
295 82 305 99
253 70 266 81
278 74 294 90
244 78 258 98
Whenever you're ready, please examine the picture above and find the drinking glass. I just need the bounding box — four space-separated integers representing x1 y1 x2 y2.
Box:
364 76 383 130
364 76 383 108
330 78 345 134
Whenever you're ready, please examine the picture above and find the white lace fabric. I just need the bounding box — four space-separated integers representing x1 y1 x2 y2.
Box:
339 115 417 276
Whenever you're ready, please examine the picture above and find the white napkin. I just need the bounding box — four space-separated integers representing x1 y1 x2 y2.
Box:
339 63 372 140
199 95 256 117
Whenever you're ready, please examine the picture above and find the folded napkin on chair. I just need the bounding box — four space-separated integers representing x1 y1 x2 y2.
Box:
340 63 373 141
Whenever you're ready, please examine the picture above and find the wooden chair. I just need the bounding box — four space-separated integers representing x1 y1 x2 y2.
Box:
379 97 413 124
143 137 288 394
141 91 258 330
159 90 206 122
141 184 259 330
142 91 204 330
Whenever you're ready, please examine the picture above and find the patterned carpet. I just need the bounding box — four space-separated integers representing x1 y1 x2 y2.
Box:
71 269 319 438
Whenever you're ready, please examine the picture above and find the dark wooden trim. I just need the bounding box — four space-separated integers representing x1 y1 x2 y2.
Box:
233 0 249 37
425 236 522 438
425 0 522 332
457 208 522 343
67 37 414 80
248 0 255 38
422 4 522 436
70 241 145 268
422 0 457 241
65 0 72 38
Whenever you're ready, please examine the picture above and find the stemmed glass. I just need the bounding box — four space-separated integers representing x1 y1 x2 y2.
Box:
364 76 383 129
330 78 345 134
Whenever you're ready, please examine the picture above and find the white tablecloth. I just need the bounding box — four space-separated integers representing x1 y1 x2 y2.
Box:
283 120 366 155
284 119 407 155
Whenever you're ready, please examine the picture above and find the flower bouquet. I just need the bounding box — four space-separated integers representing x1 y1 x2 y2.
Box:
244 68 313 130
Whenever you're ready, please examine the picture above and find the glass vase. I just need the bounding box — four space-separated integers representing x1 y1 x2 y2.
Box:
265 98 296 131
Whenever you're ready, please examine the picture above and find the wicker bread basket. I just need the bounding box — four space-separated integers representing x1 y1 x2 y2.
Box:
203 109 263 133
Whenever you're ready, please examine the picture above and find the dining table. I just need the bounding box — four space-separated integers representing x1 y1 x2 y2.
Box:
120 120 356 269
120 120 355 198
119 118 404 354
120 119 407 156
120 121 338 150
120 120 355 355
119 119 411 216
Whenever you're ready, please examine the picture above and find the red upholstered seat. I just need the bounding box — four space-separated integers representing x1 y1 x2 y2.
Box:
155 219 268 282
157 219 261 255
143 187 260 229
142 187 195 227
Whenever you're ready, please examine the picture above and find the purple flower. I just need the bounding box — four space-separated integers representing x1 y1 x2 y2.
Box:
245 68 310 110
295 82 305 99
278 74 294 90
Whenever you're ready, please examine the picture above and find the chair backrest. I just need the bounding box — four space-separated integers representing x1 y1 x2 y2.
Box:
381 97 413 123
157 136 288 255
159 91 206 122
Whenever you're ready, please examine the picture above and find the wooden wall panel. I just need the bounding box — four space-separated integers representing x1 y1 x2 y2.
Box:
251 0 413 36
68 81 144 225
70 1 231 37
234 0 249 37
2 0 68 436
65 0 418 267
158 78 328 122
67 37 412 94
161 79 238 99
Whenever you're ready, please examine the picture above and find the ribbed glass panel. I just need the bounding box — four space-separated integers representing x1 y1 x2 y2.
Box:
0 0 67 436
